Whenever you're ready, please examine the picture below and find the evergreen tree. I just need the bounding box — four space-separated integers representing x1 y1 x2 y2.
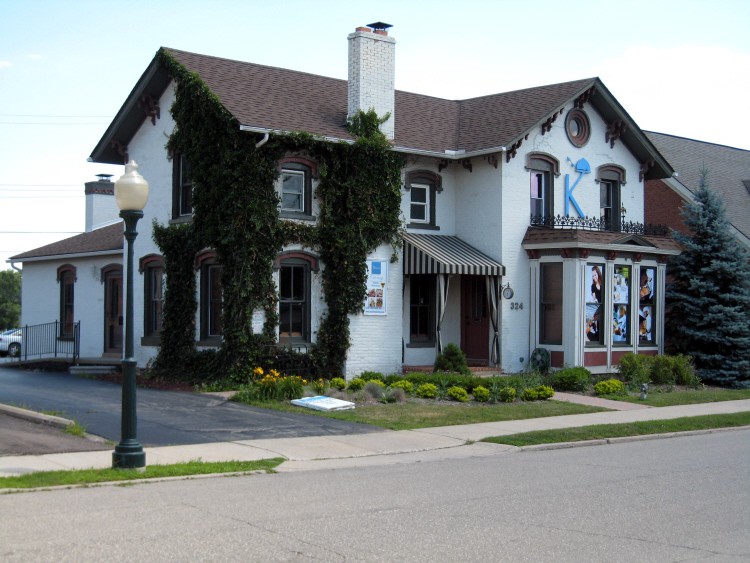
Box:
0 269 21 329
666 169 750 387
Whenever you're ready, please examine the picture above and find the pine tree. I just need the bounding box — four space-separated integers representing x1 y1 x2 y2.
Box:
666 169 750 387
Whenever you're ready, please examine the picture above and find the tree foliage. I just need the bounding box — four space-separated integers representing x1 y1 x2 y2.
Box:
666 169 750 387
0 269 21 329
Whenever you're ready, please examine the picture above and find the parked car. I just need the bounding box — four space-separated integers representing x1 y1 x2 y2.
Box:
0 328 22 357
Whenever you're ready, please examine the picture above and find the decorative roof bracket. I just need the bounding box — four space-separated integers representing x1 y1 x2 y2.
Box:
639 160 655 182
110 140 129 164
138 95 161 125
541 109 564 135
574 86 596 109
605 119 627 148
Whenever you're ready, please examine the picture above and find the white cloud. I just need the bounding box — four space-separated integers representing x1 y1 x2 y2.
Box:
0 61 12 69
26 53 42 60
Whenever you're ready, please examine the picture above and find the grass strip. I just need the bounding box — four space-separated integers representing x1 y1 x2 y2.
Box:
599 388 750 407
0 458 285 490
482 412 750 447
239 400 607 431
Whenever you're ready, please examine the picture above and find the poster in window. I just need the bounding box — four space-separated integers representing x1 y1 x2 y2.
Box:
364 260 388 315
639 267 655 342
612 265 630 343
584 264 604 345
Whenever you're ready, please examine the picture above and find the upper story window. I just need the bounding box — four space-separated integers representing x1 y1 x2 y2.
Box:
405 170 441 230
278 157 316 219
598 165 626 231
527 154 558 222
172 154 193 219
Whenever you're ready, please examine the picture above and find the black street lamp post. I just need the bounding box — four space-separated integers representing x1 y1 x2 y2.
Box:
112 160 149 470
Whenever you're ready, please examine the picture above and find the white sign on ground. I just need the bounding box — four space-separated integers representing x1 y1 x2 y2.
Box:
291 396 356 411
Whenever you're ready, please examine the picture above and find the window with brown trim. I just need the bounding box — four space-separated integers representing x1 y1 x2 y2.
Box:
57 265 76 339
528 155 558 222
405 170 441 230
172 154 193 219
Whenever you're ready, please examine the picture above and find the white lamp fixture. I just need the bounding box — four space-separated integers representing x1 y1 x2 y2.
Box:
114 160 149 211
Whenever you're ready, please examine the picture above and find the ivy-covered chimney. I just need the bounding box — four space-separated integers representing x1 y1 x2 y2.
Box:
347 22 395 140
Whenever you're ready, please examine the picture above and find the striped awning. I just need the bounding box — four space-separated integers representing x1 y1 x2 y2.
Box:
402 233 505 276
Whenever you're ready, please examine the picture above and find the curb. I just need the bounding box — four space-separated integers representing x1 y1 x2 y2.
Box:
0 403 73 429
518 424 750 452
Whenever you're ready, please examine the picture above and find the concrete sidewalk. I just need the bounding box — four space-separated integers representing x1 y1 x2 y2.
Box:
1 397 748 478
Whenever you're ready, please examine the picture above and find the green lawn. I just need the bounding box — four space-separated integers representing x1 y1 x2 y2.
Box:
240 399 608 431
599 387 750 407
482 412 750 447
0 458 285 490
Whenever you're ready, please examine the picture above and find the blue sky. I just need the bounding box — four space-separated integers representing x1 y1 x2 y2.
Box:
1 0 748 270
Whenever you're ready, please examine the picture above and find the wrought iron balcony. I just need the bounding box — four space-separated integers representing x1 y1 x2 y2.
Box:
530 214 669 236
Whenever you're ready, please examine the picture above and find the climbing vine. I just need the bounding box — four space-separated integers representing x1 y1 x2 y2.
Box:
153 49 403 379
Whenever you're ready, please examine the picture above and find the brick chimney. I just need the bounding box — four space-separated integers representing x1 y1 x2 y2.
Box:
347 23 395 140
84 174 117 232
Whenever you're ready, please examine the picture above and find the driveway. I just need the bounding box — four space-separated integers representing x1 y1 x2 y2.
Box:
0 365 383 447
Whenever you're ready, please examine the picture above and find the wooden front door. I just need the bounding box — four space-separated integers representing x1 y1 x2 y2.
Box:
461 276 489 365
104 269 123 354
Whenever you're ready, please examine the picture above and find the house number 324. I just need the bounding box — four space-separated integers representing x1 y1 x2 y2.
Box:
510 302 523 310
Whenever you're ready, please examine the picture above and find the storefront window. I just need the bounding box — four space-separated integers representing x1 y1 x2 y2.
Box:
638 267 656 344
612 265 631 345
584 264 604 345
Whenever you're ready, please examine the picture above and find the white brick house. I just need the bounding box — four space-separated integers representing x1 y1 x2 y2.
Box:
17 23 681 376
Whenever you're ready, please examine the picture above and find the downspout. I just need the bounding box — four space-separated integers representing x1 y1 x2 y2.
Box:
255 132 269 148
9 260 21 272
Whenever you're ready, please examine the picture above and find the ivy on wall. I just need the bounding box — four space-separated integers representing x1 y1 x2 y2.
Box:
152 50 403 379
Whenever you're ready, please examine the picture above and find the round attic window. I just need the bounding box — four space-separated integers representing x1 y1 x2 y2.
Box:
565 109 591 148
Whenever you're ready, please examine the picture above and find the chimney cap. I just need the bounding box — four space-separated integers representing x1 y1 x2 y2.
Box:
96 174 114 182
366 22 392 31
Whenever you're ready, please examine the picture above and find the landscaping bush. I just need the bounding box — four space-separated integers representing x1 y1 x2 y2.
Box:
330 377 347 391
364 381 385 400
548 367 591 392
447 386 470 402
650 355 676 385
473 385 490 402
535 385 554 400
617 353 651 386
433 343 471 375
347 378 366 392
594 378 625 395
673 355 700 387
277 376 306 400
415 383 438 399
359 371 385 382
380 386 405 404
390 379 414 394
498 387 516 403
521 388 539 401
311 378 327 395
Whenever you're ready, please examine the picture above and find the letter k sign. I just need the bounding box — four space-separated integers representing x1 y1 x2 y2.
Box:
565 157 590 216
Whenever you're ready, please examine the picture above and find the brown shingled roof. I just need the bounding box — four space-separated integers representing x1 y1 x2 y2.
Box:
11 222 123 262
90 47 671 180
522 226 681 254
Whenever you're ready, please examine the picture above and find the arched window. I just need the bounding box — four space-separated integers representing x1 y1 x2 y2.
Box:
196 251 222 341
275 251 319 344
279 156 316 218
526 153 560 222
139 254 165 340
57 264 77 339
598 164 626 231
405 170 442 230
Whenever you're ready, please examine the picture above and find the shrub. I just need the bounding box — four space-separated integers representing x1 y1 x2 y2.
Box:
278 376 306 400
650 355 676 385
379 386 405 404
364 381 385 400
673 355 701 387
364 378 386 388
473 385 490 402
311 378 327 395
415 383 438 399
330 377 347 391
347 378 366 392
498 387 516 403
535 385 554 400
594 378 625 395
548 367 591 392
521 388 539 401
390 379 414 394
447 386 470 402
618 353 652 386
359 371 385 382
433 343 471 375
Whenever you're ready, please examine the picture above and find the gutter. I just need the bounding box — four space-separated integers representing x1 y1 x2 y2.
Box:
239 125 507 160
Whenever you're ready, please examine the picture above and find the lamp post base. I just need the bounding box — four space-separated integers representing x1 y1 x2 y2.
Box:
112 446 146 470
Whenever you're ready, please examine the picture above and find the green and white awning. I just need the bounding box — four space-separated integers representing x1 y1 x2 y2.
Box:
402 233 505 276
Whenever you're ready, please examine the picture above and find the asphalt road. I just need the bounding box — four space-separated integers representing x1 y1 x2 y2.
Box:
0 365 383 449
2 429 748 561
0 412 109 456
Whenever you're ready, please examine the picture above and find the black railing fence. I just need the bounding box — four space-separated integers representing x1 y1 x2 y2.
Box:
530 214 670 236
10 321 80 362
